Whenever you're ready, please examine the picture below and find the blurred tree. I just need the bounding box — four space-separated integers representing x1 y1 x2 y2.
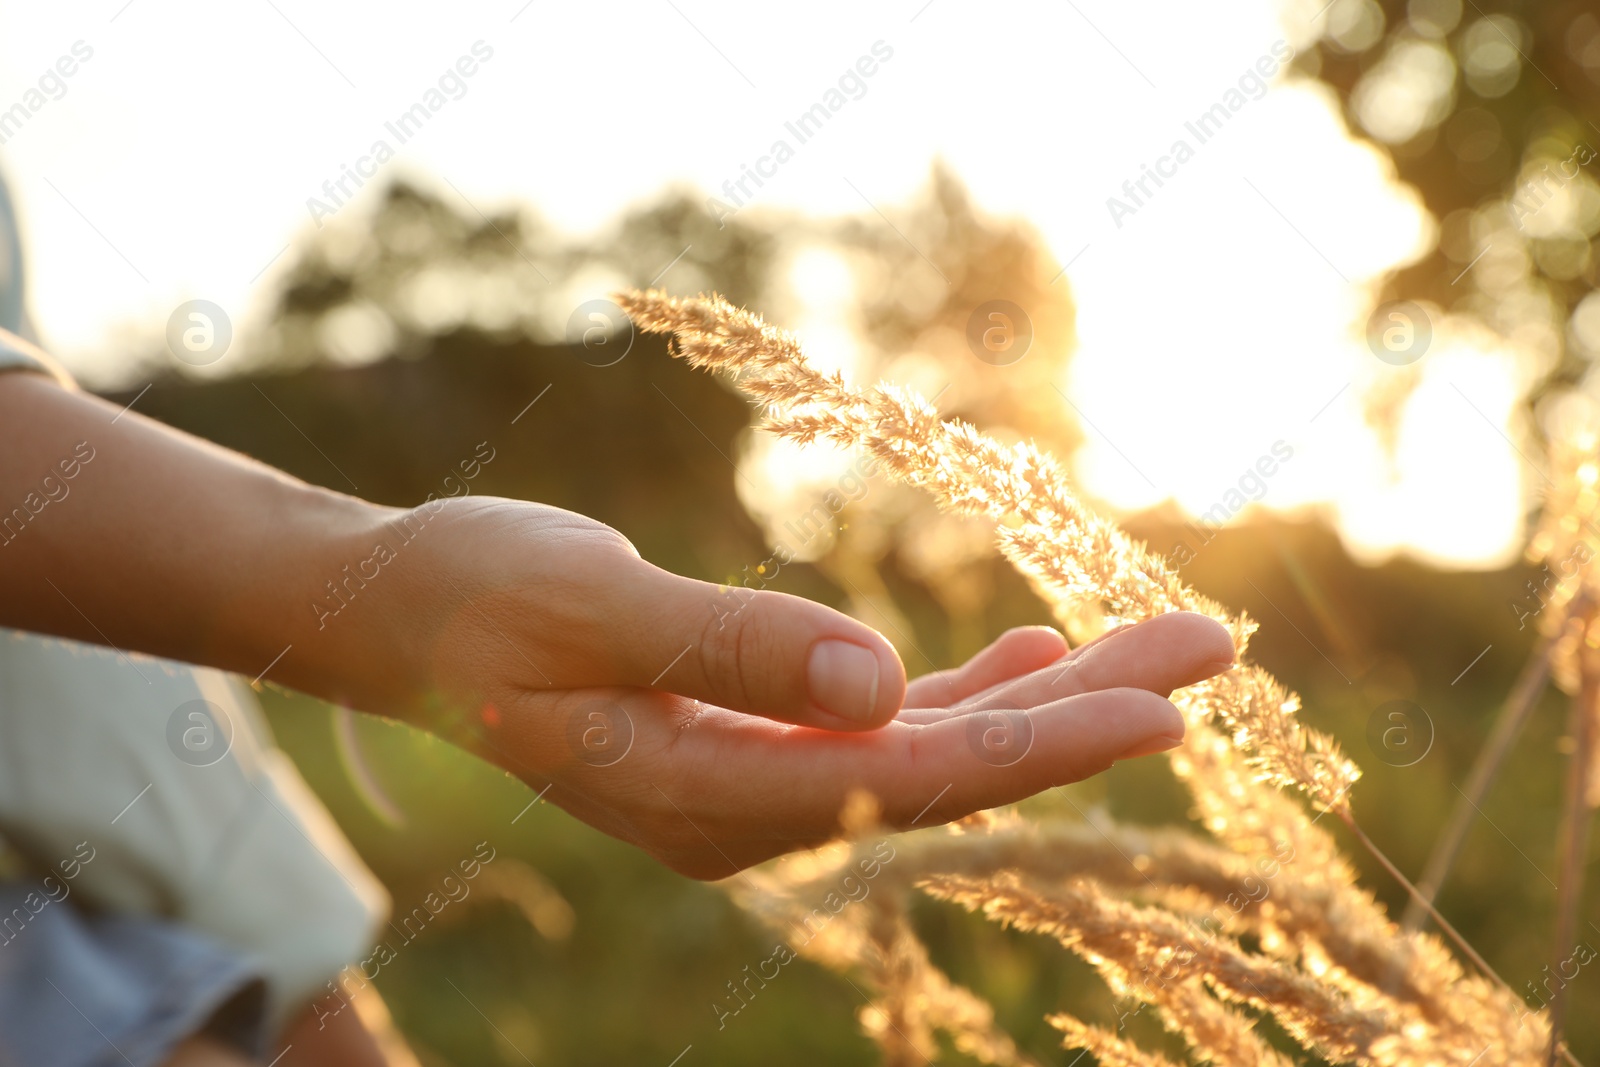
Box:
1298 0 1600 435
237 180 776 373
732 163 1080 666
190 166 1081 667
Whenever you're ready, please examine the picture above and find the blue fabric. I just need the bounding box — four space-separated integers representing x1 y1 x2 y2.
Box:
0 881 270 1067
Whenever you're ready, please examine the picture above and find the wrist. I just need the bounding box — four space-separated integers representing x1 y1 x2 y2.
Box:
258 488 425 716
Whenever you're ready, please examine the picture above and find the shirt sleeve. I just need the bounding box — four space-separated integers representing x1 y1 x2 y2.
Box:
0 328 73 388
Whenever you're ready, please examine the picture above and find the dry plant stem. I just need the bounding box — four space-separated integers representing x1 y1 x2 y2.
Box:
860 902 1043 1067
615 287 1359 813
622 291 1565 1066
1545 637 1599 1067
925 873 1364 1066
765 814 1491 1028
1048 1017 1184 1067
1342 813 1584 1067
1340 815 1509 995
1404 637 1554 931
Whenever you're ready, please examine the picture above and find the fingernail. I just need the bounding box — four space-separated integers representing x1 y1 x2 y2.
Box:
1116 733 1184 760
808 640 882 724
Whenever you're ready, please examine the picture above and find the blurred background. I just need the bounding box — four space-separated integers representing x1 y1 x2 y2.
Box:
5 0 1600 1061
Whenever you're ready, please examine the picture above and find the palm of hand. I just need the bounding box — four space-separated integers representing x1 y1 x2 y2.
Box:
402 497 1234 878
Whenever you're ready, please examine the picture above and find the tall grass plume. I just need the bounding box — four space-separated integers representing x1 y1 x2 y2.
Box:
619 289 1576 1066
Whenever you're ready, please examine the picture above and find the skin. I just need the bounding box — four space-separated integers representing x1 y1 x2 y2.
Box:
160 995 414 1067
270 984 421 1067
0 331 1236 885
160 1036 256 1067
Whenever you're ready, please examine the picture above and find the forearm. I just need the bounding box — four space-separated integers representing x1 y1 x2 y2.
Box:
0 370 414 713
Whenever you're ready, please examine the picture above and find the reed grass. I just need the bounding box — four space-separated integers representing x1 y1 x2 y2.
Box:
619 289 1588 1066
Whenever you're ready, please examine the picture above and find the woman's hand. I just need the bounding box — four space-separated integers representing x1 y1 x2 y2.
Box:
371 497 1236 878
0 368 1234 878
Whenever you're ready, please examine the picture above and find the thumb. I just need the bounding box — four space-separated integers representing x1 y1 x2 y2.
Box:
606 559 907 731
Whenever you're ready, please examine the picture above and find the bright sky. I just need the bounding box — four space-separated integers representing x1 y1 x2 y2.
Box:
0 0 1528 568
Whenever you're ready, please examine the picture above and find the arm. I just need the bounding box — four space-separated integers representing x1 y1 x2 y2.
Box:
0 351 907 727
0 353 409 713
0 341 1235 877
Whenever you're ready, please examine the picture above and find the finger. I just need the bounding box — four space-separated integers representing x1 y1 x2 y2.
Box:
878 688 1186 827
601 557 907 731
529 684 1182 878
898 612 1233 724
902 626 1067 709
979 610 1233 703
678 687 1186 863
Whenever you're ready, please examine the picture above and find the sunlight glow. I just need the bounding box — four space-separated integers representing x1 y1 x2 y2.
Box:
0 0 1537 566
1338 334 1526 567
